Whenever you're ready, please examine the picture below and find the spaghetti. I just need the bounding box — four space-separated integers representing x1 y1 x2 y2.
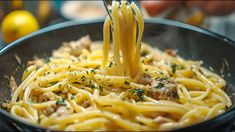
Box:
3 1 231 131
103 1 144 81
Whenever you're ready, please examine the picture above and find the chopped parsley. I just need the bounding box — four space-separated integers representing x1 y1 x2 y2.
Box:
141 49 149 56
154 83 165 89
145 68 148 72
124 81 130 85
133 89 144 100
91 69 96 74
172 92 179 99
108 9 112 13
155 76 168 82
94 66 100 70
171 64 177 74
155 71 164 75
89 80 96 89
171 63 184 74
81 75 86 81
109 62 113 67
56 99 67 106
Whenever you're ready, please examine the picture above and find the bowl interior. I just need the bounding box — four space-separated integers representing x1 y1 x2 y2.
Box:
0 19 235 130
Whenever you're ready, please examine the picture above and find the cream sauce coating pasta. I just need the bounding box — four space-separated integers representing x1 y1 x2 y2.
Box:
3 38 231 131
3 1 231 131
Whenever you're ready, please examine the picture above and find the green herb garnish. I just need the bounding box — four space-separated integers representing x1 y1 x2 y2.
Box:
172 92 179 99
155 71 164 75
56 99 66 106
91 69 96 74
94 66 100 70
141 49 149 56
171 63 184 74
89 80 96 89
109 62 113 67
133 89 144 100
156 76 168 82
124 81 130 85
171 64 177 74
154 83 165 89
81 75 86 81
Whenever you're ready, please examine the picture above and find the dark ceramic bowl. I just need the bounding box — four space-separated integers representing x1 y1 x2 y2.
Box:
0 18 235 131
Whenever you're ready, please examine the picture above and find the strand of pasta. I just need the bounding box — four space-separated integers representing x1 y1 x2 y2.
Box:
11 65 49 102
103 1 144 80
102 16 111 67
192 68 231 107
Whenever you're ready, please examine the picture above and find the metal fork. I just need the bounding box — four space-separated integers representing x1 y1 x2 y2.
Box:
103 0 141 19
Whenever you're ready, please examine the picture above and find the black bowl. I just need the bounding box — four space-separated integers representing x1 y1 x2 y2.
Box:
0 18 235 131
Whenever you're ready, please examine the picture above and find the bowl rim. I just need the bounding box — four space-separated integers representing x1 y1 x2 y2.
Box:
0 18 235 131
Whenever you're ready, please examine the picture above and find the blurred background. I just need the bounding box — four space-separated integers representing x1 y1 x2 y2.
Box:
0 0 235 48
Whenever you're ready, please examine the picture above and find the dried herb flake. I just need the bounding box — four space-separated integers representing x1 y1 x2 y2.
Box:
109 62 113 67
56 99 66 106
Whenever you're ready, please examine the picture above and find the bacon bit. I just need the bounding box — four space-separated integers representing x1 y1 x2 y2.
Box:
38 92 56 102
147 76 178 102
157 65 168 73
39 107 55 116
53 35 92 58
30 88 43 96
10 76 17 93
81 100 90 107
139 72 178 102
167 78 176 84
27 57 45 67
139 74 152 85
151 82 178 102
80 35 91 51
56 106 70 116
165 49 177 57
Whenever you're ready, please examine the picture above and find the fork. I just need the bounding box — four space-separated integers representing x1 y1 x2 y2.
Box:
103 0 141 19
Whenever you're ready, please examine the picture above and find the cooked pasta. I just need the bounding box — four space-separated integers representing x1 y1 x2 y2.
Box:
103 1 144 81
3 1 231 131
